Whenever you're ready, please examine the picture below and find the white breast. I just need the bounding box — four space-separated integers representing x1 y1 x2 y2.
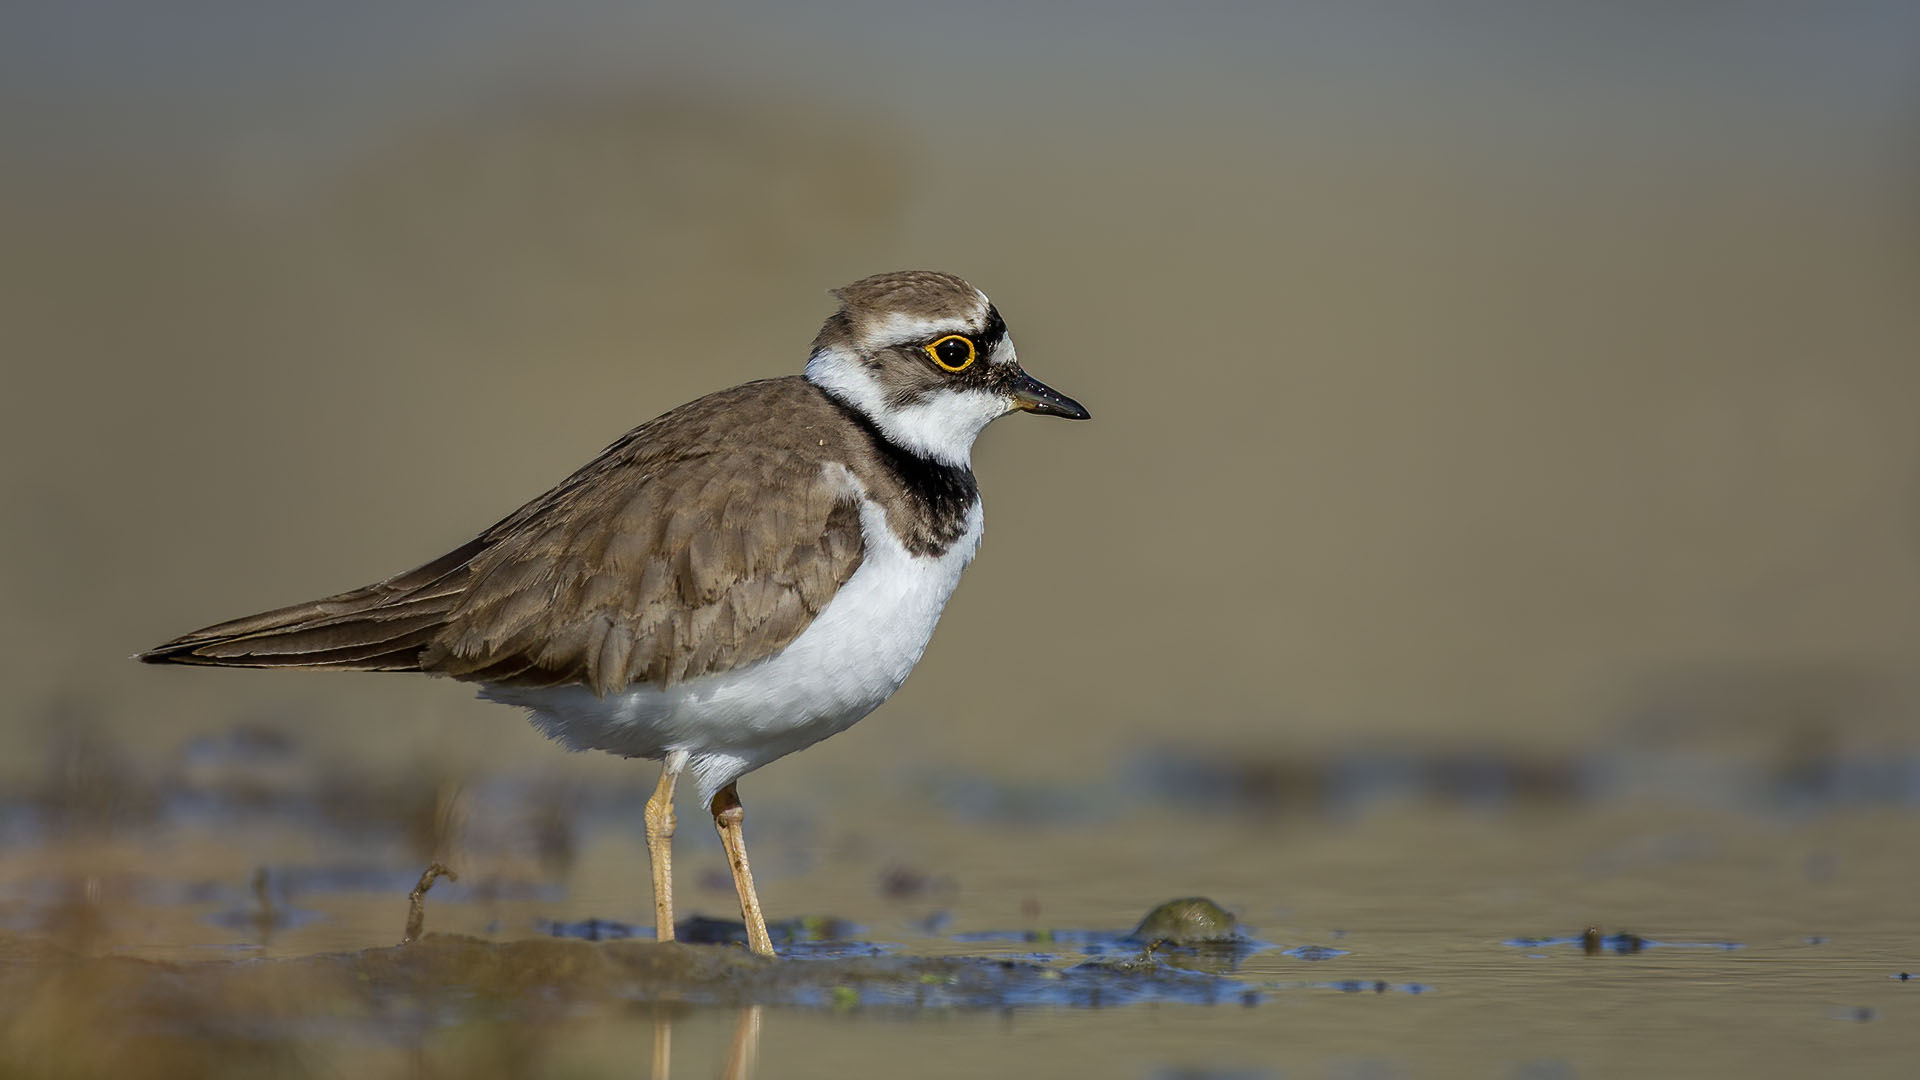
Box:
483 476 983 804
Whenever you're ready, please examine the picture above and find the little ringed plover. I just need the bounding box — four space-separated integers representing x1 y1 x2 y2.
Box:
140 270 1090 957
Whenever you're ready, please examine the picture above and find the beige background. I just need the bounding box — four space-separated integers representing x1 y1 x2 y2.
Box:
3 3 1918 782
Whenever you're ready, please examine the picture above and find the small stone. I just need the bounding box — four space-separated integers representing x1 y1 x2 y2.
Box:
1132 897 1239 945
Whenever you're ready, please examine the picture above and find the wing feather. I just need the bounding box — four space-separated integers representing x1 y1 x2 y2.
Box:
142 378 868 692
420 379 866 693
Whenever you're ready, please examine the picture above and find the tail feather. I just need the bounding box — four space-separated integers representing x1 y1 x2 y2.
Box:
138 538 486 672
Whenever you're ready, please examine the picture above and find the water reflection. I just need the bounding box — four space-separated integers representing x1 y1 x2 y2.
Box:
651 1005 762 1080
723 1006 763 1080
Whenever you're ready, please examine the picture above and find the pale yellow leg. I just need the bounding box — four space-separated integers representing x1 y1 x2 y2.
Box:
645 751 688 943
710 783 775 958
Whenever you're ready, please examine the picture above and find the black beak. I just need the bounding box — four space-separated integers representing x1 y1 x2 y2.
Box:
1009 370 1091 420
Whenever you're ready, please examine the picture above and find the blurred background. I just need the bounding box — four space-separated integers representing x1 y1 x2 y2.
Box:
3 2 1919 1075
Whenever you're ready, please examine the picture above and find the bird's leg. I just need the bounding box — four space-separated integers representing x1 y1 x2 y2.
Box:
645 750 688 943
710 783 775 958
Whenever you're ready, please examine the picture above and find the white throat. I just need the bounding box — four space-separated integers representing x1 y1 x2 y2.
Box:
806 347 1010 467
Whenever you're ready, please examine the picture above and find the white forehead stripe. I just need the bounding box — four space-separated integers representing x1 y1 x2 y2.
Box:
855 291 992 352
860 312 967 350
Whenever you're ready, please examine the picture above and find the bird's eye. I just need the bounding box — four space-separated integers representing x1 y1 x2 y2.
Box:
926 334 977 372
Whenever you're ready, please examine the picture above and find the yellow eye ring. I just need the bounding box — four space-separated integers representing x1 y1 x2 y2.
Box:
926 334 978 372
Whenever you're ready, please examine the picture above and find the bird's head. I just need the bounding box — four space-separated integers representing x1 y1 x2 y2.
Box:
804 270 1089 467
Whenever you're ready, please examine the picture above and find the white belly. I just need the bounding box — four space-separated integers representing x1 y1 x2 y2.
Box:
483 493 983 803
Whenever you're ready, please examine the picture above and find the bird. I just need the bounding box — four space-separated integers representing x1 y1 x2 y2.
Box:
139 270 1089 957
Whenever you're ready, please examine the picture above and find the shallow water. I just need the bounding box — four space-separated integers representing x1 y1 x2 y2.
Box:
3 729 1917 1077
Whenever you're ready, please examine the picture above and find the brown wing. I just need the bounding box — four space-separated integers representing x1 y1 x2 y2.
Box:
142 378 869 694
135 538 487 670
421 390 865 692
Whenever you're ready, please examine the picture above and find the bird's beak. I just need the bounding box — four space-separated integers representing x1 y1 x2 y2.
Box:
1009 369 1091 420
